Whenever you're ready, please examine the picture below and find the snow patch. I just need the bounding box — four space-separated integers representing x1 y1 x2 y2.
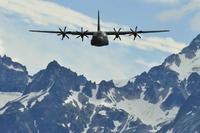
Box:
186 111 193 115
87 87 178 131
166 128 173 133
130 77 136 83
169 50 200 80
106 88 118 103
27 77 33 85
19 108 24 112
113 77 135 88
0 92 22 108
113 79 128 87
140 85 147 99
117 98 179 128
62 123 66 128
13 84 53 111
64 91 82 109
119 115 135 133
0 106 8 115
3 63 24 72
19 89 49 109
116 88 178 131
158 88 164 92
98 110 106 116
112 120 121 132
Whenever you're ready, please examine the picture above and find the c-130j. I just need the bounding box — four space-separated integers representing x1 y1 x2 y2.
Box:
30 11 169 47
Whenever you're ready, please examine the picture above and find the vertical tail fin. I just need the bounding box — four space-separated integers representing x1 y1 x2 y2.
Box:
98 10 100 31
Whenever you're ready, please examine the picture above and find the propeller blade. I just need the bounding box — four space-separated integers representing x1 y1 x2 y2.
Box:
76 27 89 41
135 26 138 32
134 36 136 40
59 28 62 32
119 36 121 40
84 30 89 33
64 27 66 32
130 28 134 32
129 27 141 40
113 28 122 40
65 34 69 39
62 35 65 40
113 28 117 32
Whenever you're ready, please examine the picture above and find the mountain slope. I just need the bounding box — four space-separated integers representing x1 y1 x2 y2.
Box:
0 34 200 132
158 72 200 133
0 61 151 133
0 55 29 92
0 59 180 132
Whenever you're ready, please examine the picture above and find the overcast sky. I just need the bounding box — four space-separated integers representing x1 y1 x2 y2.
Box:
0 0 199 82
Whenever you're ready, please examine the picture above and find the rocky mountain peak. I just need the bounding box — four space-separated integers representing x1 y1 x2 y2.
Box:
47 60 60 69
24 60 88 94
181 33 200 58
0 55 28 92
0 55 27 72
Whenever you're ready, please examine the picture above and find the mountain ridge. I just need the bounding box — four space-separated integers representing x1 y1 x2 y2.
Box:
0 34 200 132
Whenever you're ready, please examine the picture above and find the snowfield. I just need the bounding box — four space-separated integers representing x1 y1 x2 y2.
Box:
168 50 200 80
0 92 22 108
64 86 179 132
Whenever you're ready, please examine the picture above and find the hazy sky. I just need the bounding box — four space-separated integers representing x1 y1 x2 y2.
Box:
0 0 199 82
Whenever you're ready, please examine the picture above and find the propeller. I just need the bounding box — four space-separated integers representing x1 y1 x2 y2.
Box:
113 28 122 40
57 26 69 40
76 27 89 41
129 26 141 40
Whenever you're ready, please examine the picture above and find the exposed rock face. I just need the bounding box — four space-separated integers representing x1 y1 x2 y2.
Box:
0 55 28 92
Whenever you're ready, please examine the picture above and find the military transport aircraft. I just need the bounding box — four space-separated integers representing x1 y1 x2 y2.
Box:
29 11 169 47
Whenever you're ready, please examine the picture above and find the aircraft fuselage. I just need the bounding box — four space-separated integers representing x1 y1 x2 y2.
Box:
91 31 109 47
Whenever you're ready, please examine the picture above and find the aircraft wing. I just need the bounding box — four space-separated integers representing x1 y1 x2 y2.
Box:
106 30 170 35
29 27 94 40
105 28 169 40
136 30 170 33
29 30 94 35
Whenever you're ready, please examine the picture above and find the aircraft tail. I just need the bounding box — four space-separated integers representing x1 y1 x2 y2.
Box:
98 10 100 31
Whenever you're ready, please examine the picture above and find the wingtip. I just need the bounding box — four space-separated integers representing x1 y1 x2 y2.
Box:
163 30 170 32
29 30 38 32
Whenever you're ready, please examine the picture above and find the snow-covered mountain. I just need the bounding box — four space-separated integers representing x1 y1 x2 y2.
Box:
0 34 200 133
0 55 27 109
156 34 200 132
0 55 29 92
158 73 200 133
